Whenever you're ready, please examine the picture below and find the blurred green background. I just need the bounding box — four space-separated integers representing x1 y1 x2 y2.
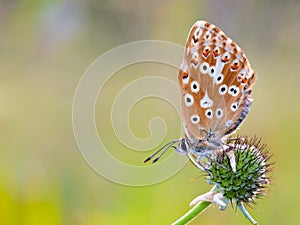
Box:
1 0 300 224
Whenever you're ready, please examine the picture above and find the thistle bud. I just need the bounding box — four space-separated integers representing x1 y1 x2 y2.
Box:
206 136 273 205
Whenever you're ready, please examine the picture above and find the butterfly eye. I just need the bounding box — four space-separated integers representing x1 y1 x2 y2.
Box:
205 109 213 119
191 81 200 93
178 139 188 153
200 62 210 74
219 84 228 95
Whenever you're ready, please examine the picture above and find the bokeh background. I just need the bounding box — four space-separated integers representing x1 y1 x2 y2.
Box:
1 0 300 224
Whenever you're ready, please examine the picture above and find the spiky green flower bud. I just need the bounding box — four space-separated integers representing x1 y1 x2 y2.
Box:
206 136 273 205
172 136 274 225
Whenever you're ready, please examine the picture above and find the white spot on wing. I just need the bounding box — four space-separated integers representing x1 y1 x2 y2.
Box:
181 61 188 72
230 59 239 71
184 93 194 107
228 85 240 96
213 46 220 57
238 68 247 81
226 120 232 127
214 73 224 84
191 81 200 93
209 66 216 77
192 52 198 60
216 108 223 119
183 75 189 84
202 46 210 58
214 53 225 80
200 62 210 74
192 46 199 55
204 30 211 40
219 84 227 95
221 52 230 63
191 115 200 124
194 27 201 39
205 109 213 119
231 102 239 112
200 92 213 108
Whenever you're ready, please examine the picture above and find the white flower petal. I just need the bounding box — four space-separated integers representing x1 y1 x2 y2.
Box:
213 193 226 207
190 192 226 207
225 148 236 172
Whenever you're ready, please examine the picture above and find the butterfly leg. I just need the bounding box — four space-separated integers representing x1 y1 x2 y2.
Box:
226 136 246 143
187 152 207 171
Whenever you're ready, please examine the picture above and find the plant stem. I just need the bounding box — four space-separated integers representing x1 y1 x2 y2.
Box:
237 201 258 225
171 185 217 225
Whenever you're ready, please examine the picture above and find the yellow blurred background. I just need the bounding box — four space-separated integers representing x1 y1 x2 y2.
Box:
1 0 300 224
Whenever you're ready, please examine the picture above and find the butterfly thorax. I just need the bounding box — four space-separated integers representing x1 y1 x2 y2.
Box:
177 133 223 159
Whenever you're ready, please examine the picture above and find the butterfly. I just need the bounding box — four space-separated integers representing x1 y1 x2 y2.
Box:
145 20 256 170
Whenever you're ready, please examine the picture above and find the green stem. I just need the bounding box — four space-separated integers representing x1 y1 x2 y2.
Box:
171 185 217 225
237 201 258 225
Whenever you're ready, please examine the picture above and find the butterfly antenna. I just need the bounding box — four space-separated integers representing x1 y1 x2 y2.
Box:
152 144 177 163
144 140 179 163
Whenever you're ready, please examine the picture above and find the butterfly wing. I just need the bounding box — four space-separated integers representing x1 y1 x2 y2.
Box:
178 21 256 142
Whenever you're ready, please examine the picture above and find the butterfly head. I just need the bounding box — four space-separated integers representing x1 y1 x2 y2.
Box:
176 132 223 156
143 136 221 165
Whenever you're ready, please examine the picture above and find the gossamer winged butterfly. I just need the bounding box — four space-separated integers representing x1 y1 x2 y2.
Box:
145 20 255 170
